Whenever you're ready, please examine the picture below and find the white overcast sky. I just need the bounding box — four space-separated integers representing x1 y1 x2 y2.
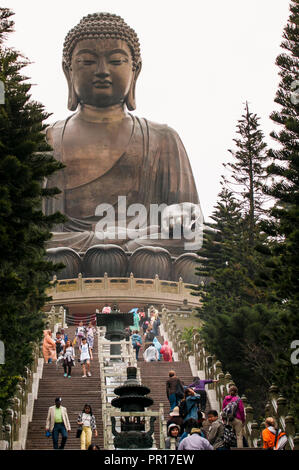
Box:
2 0 290 221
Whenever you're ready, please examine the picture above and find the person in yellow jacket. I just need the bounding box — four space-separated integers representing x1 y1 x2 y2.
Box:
45 397 71 449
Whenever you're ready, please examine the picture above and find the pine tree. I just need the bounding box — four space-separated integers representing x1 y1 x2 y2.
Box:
0 8 65 408
256 0 299 423
224 102 268 250
192 185 253 320
263 0 299 303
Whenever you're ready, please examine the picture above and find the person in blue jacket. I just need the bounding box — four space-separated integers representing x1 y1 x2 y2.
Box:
131 330 142 360
153 336 162 361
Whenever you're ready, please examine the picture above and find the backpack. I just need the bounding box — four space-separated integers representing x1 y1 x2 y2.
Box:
223 424 237 448
146 332 155 342
179 400 188 419
175 381 185 400
222 397 240 422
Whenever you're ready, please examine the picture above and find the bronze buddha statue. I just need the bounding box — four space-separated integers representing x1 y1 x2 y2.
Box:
44 13 201 254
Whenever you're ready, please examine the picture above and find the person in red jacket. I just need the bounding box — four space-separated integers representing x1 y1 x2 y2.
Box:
160 341 173 362
222 385 245 448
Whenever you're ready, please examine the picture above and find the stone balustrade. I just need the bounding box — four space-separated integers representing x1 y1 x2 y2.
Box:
264 384 299 450
0 343 42 450
0 309 62 450
46 273 199 310
161 309 298 450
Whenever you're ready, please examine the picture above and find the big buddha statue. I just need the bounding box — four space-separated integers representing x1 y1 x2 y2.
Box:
44 13 203 279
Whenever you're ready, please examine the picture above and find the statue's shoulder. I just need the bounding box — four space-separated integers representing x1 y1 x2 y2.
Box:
45 119 67 147
137 116 180 141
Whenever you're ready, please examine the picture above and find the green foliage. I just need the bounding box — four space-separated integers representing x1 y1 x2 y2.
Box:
0 8 65 409
193 1 299 426
181 326 201 350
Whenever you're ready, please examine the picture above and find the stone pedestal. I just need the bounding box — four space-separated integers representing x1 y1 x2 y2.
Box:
110 367 156 449
96 313 133 361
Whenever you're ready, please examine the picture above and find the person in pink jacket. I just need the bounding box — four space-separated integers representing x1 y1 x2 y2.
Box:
160 341 173 362
222 385 245 448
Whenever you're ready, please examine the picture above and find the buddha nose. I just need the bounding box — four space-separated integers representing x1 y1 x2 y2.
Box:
95 58 110 77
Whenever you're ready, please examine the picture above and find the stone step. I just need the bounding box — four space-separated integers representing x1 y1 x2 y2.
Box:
26 325 103 450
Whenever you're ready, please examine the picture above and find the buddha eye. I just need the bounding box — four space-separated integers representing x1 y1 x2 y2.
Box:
76 57 96 66
109 56 128 66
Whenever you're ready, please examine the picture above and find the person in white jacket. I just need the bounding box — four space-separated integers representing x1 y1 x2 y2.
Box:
45 397 71 450
143 343 159 362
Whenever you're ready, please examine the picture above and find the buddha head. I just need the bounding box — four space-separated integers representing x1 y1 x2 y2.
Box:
62 13 142 111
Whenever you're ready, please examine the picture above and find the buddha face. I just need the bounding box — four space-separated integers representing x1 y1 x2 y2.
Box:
70 38 134 108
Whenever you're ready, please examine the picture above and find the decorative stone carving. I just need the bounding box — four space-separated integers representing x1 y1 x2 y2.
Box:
45 247 82 280
83 244 128 277
173 252 203 284
128 246 172 280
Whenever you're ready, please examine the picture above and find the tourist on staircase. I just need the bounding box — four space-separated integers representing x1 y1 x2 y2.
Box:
102 304 111 313
77 404 98 450
42 330 57 364
60 328 68 344
166 370 185 411
141 318 150 335
86 322 96 352
160 340 173 362
143 327 155 351
131 330 142 360
143 343 159 362
180 388 202 425
222 385 245 448
188 376 219 414
153 336 162 360
178 417 206 444
262 417 287 450
166 406 184 432
80 337 93 377
75 321 86 349
45 397 71 450
151 313 161 337
124 326 132 341
138 308 145 328
206 410 226 450
54 331 65 360
129 308 140 331
63 340 75 378
178 427 214 450
165 424 181 449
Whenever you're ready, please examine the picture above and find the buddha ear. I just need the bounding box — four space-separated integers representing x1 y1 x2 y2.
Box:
62 61 79 111
126 61 142 111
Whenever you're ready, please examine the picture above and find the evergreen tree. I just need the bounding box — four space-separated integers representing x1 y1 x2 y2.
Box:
223 102 268 251
263 0 299 303
0 8 64 408
256 0 299 422
193 185 269 414
193 185 258 320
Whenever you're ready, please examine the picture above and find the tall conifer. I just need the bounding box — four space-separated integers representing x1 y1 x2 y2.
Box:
0 8 64 408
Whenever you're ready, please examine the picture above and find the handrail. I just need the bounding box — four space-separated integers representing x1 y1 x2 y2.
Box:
161 309 298 450
0 307 64 450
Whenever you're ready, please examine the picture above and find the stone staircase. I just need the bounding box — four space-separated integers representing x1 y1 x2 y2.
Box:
25 324 212 450
137 330 206 445
26 326 103 450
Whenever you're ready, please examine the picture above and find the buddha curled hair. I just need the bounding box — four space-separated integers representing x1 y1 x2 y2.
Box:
63 12 141 70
